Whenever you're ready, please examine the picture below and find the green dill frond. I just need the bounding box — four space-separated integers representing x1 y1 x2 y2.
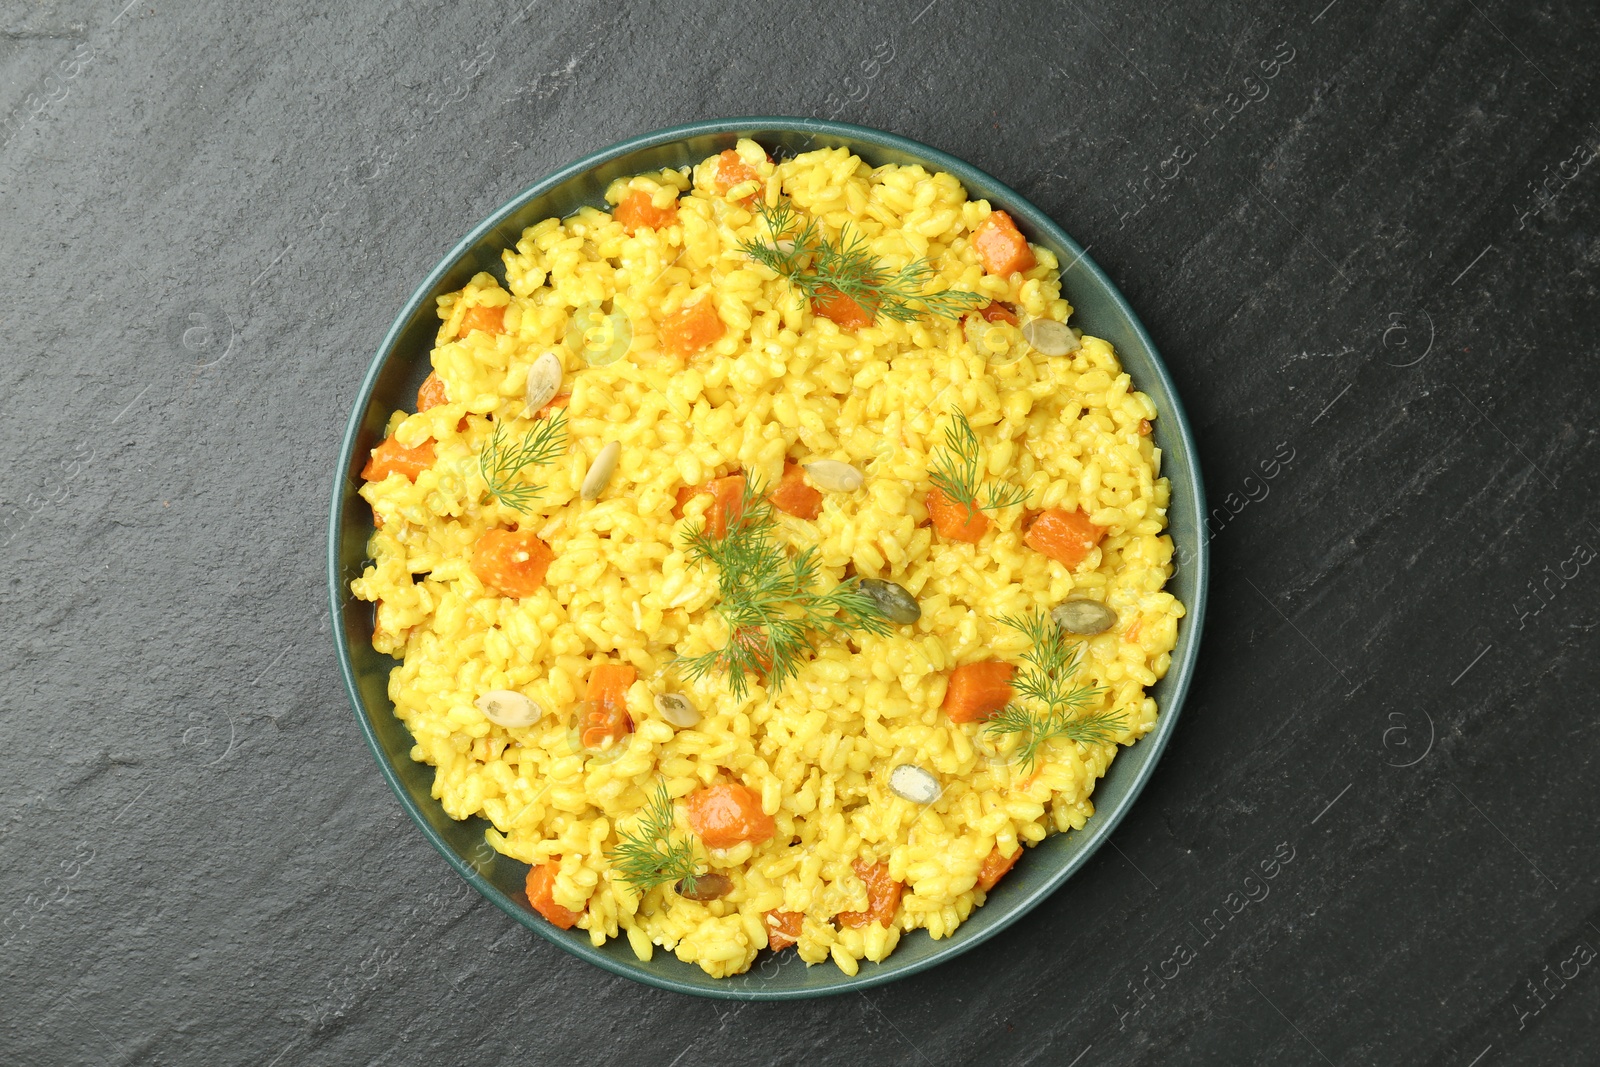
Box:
986 704 1128 771
737 197 981 325
749 197 807 245
677 470 890 697
929 410 1028 519
478 408 568 513
748 197 795 238
981 480 1031 512
905 269 989 319
1053 709 1128 746
984 610 1119 770
800 572 895 640
928 411 982 514
847 255 986 323
805 224 879 304
998 610 1105 716
739 199 818 281
997 610 1067 678
606 781 701 896
985 703 1053 772
866 258 939 323
740 234 803 282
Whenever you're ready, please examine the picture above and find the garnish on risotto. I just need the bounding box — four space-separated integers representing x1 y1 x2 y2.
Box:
927 408 1030 525
676 473 891 699
740 196 987 326
477 407 567 513
982 610 1122 771
608 781 706 897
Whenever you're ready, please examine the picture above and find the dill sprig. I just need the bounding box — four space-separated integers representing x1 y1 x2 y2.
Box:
478 408 568 513
929 409 1029 519
984 610 1121 771
677 473 892 698
740 198 818 278
607 781 702 896
739 197 985 324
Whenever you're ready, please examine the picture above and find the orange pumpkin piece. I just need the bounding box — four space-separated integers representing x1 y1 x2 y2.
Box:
972 210 1036 277
837 860 903 929
768 461 822 520
1023 507 1105 570
686 782 775 850
1138 418 1152 436
458 303 505 338
708 476 751 536
977 846 1021 892
360 435 435 482
812 286 873 331
416 371 448 411
671 485 699 521
660 298 725 357
764 909 804 951
978 300 1018 325
537 393 571 419
676 473 747 536
579 662 635 749
713 148 761 192
614 189 678 234
416 371 469 430
941 661 1016 724
470 529 554 598
925 487 989 543
526 860 581 930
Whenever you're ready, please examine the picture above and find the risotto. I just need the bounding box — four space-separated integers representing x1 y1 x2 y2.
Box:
350 140 1184 978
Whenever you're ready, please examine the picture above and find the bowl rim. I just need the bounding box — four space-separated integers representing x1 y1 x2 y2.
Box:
326 115 1209 1000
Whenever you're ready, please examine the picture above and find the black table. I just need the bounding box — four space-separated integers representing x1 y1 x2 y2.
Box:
3 1 1595 1063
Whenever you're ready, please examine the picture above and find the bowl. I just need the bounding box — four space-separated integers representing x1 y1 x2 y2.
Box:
326 117 1208 999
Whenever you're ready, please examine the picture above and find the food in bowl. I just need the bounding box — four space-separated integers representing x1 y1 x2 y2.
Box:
349 139 1185 978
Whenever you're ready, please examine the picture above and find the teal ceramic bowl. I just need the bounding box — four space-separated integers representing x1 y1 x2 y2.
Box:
327 117 1208 999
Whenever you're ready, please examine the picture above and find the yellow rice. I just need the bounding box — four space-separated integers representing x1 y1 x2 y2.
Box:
351 140 1184 978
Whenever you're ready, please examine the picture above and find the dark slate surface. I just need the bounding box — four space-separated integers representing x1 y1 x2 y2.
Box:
2 0 1596 1063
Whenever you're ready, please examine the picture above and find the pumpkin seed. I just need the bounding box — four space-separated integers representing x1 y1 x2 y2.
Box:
675 871 732 901
581 441 621 501
1021 319 1081 357
1052 599 1118 635
654 692 701 728
889 764 941 805
524 351 563 414
803 459 865 492
475 689 542 728
859 578 921 624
